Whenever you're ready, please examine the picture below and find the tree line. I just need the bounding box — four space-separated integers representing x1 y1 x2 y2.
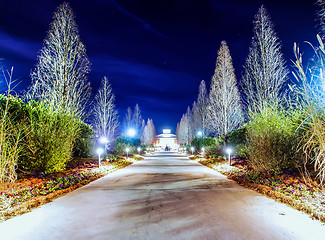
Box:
0 2 156 182
177 2 325 186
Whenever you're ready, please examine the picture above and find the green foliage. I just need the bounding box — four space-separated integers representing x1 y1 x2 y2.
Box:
191 137 216 152
73 121 95 158
19 101 80 173
0 94 22 182
228 126 249 158
228 126 247 146
245 104 299 174
113 136 141 156
0 95 28 123
191 137 224 156
108 155 119 162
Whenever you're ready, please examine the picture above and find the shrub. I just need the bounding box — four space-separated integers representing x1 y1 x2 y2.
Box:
0 95 22 182
73 121 95 158
113 136 141 156
291 36 325 185
191 137 216 152
246 104 299 174
228 126 248 158
19 101 80 173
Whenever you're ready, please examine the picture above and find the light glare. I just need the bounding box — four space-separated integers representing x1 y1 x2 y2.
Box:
127 128 136 137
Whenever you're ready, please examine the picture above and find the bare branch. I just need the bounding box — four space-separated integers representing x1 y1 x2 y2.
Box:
208 41 243 141
92 76 119 141
28 2 91 118
241 5 288 111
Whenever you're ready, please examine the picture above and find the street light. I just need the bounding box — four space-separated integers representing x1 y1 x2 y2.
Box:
201 147 205 158
127 128 136 137
226 148 232 166
197 131 203 137
96 148 104 167
99 136 109 155
99 136 109 144
137 147 141 154
125 147 130 159
191 147 194 155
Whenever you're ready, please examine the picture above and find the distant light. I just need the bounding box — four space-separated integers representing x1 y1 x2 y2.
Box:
96 148 104 155
125 147 130 158
226 148 232 155
191 147 194 154
226 148 232 166
127 128 136 137
96 148 104 167
99 136 109 144
197 131 203 137
163 129 171 134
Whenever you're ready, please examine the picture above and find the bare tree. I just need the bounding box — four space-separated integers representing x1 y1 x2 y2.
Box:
177 107 194 144
93 76 119 140
123 107 133 130
140 118 156 145
208 41 243 143
192 80 209 136
241 5 288 111
123 104 143 135
28 2 91 117
318 0 325 38
132 103 143 132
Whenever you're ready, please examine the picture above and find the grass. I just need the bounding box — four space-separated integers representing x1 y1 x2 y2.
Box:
197 157 325 223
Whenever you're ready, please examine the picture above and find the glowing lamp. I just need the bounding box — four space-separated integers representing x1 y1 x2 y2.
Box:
226 148 232 166
127 128 136 137
96 148 104 167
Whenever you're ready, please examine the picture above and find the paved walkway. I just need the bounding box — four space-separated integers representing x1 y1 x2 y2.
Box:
1 152 325 240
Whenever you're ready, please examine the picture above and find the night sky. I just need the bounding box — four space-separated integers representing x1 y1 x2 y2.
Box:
0 0 318 133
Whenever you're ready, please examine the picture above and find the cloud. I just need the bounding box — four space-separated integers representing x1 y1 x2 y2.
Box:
110 0 167 39
0 30 40 60
90 54 199 95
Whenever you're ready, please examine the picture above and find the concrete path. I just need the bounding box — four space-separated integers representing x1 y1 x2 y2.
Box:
1 152 325 240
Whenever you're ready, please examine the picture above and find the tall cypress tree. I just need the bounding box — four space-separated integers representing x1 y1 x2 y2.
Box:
29 2 91 117
241 5 288 111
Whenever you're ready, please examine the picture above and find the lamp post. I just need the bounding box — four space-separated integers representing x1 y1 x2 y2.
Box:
137 147 141 155
126 147 130 159
191 147 194 155
201 147 205 158
99 136 109 155
96 148 104 167
226 148 232 166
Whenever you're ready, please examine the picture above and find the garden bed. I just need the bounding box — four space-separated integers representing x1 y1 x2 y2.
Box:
197 157 325 223
0 156 137 222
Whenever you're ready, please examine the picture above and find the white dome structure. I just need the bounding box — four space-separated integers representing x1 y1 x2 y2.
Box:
156 129 179 151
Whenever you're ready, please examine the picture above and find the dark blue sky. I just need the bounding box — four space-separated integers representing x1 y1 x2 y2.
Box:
0 0 318 133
